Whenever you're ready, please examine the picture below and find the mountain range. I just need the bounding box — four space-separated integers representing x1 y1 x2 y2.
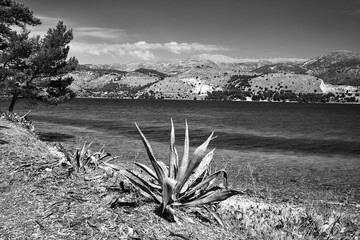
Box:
69 51 360 103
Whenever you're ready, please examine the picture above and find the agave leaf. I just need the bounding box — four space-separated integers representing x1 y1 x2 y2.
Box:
162 177 177 213
169 119 177 178
75 149 81 168
124 170 161 191
84 150 109 168
173 147 179 177
203 206 224 227
175 132 214 195
163 205 177 222
157 161 169 178
181 149 215 192
178 189 243 207
57 143 72 162
82 155 95 168
222 171 229 190
176 120 189 182
187 186 223 202
123 170 161 203
135 162 158 181
80 141 93 161
135 122 165 185
98 144 106 154
102 155 120 163
178 169 227 201
97 153 113 168
96 152 112 162
78 141 93 169
102 162 122 171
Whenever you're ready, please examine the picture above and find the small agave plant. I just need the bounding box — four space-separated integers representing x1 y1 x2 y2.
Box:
123 120 243 222
58 142 118 173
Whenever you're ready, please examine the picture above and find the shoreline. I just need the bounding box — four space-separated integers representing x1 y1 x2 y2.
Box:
1 95 360 105
74 96 360 105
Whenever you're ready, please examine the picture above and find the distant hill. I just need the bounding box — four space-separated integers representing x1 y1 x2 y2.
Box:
68 67 162 98
302 51 360 86
252 63 307 75
134 68 169 79
69 51 360 102
250 51 360 86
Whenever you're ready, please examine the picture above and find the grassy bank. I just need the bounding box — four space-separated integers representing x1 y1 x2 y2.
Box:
0 117 359 239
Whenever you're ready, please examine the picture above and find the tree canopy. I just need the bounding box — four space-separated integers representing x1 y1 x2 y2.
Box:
0 0 78 112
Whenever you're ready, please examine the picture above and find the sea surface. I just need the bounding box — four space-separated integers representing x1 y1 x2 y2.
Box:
1 99 360 202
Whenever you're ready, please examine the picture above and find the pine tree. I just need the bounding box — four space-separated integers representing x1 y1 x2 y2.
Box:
0 0 78 112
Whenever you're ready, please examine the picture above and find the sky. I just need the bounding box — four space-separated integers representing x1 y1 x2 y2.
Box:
15 0 360 64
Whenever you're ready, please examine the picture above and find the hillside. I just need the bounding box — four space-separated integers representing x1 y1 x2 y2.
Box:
65 51 360 102
252 63 307 75
249 73 322 93
68 67 162 98
302 51 360 86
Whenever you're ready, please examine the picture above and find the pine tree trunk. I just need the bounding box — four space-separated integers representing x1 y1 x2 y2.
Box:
8 95 17 112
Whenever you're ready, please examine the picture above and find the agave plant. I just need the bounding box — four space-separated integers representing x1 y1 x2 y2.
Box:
58 142 119 173
123 120 244 222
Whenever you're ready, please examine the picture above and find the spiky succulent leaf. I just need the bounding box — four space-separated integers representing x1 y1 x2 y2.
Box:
169 119 178 178
157 161 169 178
181 149 215 192
162 177 177 213
80 141 93 161
124 169 161 190
135 122 165 185
135 162 158 181
57 143 72 162
75 149 81 168
163 205 177 222
83 150 111 168
189 186 223 201
178 169 227 201
175 132 214 195
177 189 243 207
173 147 179 177
101 162 122 171
176 120 189 182
203 206 224 227
96 152 112 162
122 170 161 203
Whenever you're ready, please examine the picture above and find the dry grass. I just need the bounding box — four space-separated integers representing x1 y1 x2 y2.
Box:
1 118 359 239
0 119 237 239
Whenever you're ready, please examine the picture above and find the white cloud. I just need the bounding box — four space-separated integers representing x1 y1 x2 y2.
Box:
29 15 67 36
29 16 126 41
69 41 229 61
69 42 156 61
129 50 155 61
164 42 228 54
73 27 126 40
35 15 61 26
